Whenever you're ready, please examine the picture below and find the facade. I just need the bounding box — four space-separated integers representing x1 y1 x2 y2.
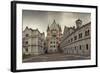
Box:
60 19 91 57
46 20 62 53
22 27 45 55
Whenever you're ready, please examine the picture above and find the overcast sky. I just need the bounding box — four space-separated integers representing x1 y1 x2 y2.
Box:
22 10 91 36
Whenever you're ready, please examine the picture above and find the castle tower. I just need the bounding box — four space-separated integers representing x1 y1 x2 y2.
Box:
76 19 82 28
46 20 62 53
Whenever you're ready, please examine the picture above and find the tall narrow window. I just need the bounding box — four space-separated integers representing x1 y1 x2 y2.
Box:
75 46 76 50
85 31 87 36
80 45 81 50
88 30 90 35
86 44 88 50
54 45 55 48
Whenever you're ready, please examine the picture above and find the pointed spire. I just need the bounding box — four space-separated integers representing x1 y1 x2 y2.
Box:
53 19 56 24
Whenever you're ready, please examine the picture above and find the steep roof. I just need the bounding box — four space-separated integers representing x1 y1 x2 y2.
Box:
49 20 61 31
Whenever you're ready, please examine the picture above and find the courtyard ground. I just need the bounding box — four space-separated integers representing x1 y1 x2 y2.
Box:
22 53 90 63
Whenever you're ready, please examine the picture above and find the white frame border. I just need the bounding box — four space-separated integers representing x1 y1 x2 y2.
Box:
16 3 96 70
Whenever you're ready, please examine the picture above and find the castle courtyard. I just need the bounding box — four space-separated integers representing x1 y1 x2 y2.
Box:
23 53 90 63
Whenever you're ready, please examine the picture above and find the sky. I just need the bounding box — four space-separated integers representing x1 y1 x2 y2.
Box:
22 10 91 36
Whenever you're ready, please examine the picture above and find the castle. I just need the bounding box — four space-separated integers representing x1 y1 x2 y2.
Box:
22 19 91 57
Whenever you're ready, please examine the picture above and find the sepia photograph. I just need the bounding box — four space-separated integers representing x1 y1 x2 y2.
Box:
11 1 97 72
22 10 91 63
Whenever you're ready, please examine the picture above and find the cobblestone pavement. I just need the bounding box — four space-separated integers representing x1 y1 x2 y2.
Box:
23 53 90 63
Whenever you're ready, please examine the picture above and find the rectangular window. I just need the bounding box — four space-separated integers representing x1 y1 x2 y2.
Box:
25 41 28 44
85 30 90 36
25 48 28 52
80 45 81 50
71 38 73 42
79 33 82 39
75 46 76 50
26 34 29 37
85 31 87 36
54 45 55 48
51 41 52 44
74 36 77 40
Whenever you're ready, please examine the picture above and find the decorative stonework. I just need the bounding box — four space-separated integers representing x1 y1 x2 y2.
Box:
46 20 62 53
